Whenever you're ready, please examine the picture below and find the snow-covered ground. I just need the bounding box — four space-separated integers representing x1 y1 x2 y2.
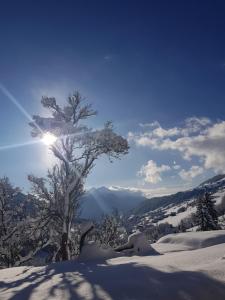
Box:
1 231 225 300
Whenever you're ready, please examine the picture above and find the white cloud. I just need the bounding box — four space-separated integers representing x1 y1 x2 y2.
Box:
152 126 180 138
129 117 225 173
138 160 171 184
179 165 204 181
109 184 191 198
184 117 211 134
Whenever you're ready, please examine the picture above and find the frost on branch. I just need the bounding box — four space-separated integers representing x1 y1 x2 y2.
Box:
28 91 129 261
29 92 97 138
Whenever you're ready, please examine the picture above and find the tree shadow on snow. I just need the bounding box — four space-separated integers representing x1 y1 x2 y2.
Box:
1 258 225 300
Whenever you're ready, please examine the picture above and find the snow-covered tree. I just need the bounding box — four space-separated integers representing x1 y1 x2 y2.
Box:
0 177 22 267
0 177 52 267
195 192 219 231
29 92 129 260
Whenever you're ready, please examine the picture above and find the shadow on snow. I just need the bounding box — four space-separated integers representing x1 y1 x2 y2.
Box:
1 258 225 300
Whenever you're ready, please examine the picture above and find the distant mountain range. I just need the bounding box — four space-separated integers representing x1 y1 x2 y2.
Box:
80 186 146 219
13 174 225 222
80 174 225 220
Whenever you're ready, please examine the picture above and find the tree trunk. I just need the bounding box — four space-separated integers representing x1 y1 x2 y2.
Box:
60 192 71 261
60 232 70 260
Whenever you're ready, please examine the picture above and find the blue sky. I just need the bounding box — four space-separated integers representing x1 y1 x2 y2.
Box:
1 0 225 195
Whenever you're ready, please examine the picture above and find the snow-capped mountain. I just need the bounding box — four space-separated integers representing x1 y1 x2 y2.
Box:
80 186 146 219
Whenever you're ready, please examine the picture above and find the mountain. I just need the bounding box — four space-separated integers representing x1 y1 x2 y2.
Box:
129 174 225 230
132 174 225 216
12 187 146 221
199 174 225 187
80 186 146 219
12 174 225 224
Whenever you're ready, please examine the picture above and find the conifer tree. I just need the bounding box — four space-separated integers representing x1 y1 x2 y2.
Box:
195 192 219 231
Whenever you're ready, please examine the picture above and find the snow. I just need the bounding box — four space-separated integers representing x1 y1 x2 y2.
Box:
116 230 158 256
133 178 225 231
1 230 225 299
79 230 157 261
213 190 225 205
158 204 195 227
154 230 225 253
79 241 119 261
125 230 156 255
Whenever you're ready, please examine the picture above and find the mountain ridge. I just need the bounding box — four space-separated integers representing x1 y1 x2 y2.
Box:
132 174 225 216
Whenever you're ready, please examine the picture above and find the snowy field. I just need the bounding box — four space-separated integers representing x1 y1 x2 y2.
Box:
1 230 225 300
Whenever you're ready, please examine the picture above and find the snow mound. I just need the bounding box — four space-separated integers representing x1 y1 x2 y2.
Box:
79 231 158 261
79 241 119 261
157 230 225 251
125 230 158 255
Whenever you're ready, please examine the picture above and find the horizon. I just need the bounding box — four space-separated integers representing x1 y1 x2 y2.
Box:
1 1 225 196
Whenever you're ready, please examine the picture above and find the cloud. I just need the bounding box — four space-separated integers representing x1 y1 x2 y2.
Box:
109 184 191 198
179 165 204 181
129 117 225 173
138 160 171 184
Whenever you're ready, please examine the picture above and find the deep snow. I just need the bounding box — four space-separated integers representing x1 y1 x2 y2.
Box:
1 231 225 300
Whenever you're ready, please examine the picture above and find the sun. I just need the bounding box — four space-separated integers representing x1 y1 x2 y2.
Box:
42 132 57 146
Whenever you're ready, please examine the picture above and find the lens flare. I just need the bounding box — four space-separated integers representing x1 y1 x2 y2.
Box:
42 132 57 145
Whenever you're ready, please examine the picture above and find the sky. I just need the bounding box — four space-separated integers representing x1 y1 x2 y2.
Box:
1 0 225 196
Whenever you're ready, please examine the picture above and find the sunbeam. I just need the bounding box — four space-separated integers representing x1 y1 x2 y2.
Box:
0 83 43 134
0 140 41 152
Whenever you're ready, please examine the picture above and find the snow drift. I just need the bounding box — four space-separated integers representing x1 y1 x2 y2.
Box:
156 230 225 250
1 230 225 300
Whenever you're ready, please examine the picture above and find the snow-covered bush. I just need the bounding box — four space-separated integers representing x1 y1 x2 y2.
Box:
93 212 128 248
145 222 177 243
177 214 195 232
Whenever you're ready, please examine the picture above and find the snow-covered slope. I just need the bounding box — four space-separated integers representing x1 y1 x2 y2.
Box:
1 230 225 300
130 175 225 229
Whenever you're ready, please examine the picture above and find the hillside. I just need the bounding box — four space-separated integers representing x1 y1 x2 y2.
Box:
1 230 225 300
133 174 225 215
128 175 225 230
